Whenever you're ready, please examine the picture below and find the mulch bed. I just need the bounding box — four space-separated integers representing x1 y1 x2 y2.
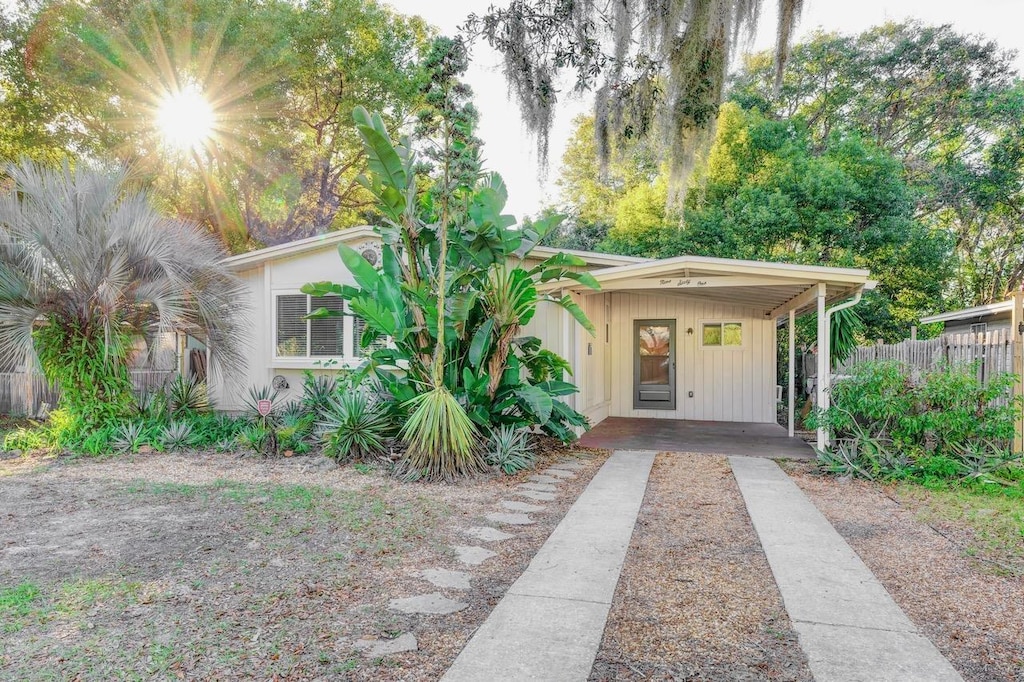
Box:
590 453 811 681
0 446 608 680
786 463 1024 682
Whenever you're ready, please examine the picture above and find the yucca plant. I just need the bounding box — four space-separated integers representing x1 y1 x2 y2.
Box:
0 162 245 431
167 374 210 416
301 372 338 420
317 390 392 462
485 425 535 475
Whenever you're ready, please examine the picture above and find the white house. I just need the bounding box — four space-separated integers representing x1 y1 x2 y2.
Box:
214 226 875 448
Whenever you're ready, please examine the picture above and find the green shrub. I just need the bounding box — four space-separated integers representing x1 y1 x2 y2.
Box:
815 360 1023 483
485 426 535 474
1 426 48 452
301 372 339 420
317 391 392 461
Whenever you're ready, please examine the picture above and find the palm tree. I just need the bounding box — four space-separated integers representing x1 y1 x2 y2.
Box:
0 160 245 424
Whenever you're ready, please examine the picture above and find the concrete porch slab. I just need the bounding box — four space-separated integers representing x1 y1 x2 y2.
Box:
579 417 814 459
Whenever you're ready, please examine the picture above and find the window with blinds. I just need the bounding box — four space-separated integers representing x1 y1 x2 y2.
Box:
275 294 349 359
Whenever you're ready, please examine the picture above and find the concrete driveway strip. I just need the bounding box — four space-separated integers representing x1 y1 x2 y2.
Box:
729 456 963 682
442 450 656 682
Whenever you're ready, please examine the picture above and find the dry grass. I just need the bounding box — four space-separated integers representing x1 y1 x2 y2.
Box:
591 453 811 681
787 463 1024 682
0 447 608 680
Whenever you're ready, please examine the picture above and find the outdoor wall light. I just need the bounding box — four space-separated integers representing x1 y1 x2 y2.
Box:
1018 321 1024 336
686 327 694 336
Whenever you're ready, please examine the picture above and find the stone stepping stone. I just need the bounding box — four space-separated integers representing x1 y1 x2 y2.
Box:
454 545 497 565
544 468 576 479
464 526 516 542
514 490 557 502
518 482 557 493
555 461 587 470
486 512 534 526
417 568 471 590
354 632 418 656
528 474 560 484
389 593 468 615
500 500 544 513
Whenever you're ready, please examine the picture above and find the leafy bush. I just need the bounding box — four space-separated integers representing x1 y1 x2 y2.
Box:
1 425 49 452
813 360 1023 483
317 391 392 462
485 426 535 475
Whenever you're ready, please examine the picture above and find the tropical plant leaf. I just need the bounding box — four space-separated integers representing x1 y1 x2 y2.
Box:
515 384 553 423
548 293 596 335
469 318 495 369
338 244 380 292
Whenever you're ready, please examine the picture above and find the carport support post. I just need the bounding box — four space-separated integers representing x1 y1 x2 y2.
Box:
815 283 828 450
788 309 795 437
1013 289 1024 453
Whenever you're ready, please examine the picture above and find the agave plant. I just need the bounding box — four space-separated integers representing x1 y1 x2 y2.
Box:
112 421 146 453
0 161 245 427
317 390 392 462
160 421 194 450
167 374 211 416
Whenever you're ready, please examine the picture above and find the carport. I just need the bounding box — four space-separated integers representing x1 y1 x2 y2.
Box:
578 417 815 459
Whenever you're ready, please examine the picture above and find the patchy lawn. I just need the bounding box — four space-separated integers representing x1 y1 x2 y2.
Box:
0 448 608 680
591 453 811 681
786 463 1024 682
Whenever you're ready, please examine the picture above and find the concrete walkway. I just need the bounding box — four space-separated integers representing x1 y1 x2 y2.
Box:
730 456 963 682
441 450 656 682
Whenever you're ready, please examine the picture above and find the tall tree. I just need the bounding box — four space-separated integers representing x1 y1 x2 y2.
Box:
2 0 432 247
730 21 1024 305
464 0 806 208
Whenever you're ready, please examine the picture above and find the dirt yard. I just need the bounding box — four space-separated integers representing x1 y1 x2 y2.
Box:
591 453 812 681
0 448 607 680
787 463 1024 682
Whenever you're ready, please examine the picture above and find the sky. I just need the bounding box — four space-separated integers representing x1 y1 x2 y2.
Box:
385 0 1024 220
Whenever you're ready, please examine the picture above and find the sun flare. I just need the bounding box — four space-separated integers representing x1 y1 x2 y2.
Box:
156 84 214 152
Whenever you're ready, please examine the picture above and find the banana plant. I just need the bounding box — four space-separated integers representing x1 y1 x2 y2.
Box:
304 104 601 478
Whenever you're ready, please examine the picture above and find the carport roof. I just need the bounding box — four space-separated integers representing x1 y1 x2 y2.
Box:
540 254 875 319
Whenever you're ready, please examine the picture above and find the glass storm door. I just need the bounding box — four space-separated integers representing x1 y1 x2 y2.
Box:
634 320 676 410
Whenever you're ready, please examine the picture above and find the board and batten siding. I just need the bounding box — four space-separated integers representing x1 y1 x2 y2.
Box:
607 292 777 423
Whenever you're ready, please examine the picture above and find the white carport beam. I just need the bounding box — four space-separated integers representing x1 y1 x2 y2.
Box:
788 309 795 438
769 284 826 319
816 283 828 451
597 276 807 292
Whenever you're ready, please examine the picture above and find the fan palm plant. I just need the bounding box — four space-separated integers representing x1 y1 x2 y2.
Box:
0 161 246 428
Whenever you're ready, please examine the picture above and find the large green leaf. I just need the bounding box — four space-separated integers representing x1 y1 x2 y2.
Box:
338 243 380 292
353 106 407 193
301 281 356 298
547 293 596 335
350 295 398 337
515 384 553 423
535 380 578 396
468 318 495 369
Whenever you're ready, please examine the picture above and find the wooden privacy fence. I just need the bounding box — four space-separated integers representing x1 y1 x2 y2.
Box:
838 329 1017 384
0 370 176 416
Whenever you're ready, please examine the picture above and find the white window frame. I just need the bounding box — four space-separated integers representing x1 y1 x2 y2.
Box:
699 320 745 350
271 290 355 366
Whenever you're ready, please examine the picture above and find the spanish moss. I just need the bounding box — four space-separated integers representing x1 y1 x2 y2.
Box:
464 0 804 209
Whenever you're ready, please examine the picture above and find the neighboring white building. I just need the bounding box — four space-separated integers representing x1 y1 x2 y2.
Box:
919 299 1018 335
214 226 874 447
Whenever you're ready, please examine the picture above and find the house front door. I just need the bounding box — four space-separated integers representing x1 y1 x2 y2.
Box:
634 319 676 410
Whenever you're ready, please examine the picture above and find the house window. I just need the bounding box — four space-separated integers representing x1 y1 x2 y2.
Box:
702 322 743 348
275 294 348 359
969 323 987 334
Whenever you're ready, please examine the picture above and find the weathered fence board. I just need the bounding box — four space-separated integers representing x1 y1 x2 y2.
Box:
0 370 176 416
838 330 1017 386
